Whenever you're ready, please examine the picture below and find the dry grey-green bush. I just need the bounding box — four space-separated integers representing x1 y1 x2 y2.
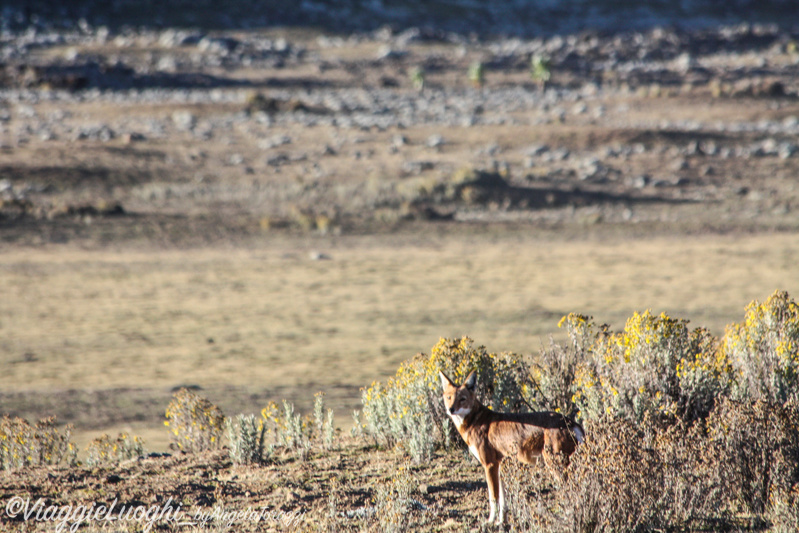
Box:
375 463 416 533
529 337 584 418
313 392 336 451
567 311 729 427
723 290 799 404
503 414 719 533
769 485 799 533
501 456 552 531
706 398 799 516
553 416 679 532
278 400 312 460
226 414 265 465
498 398 799 532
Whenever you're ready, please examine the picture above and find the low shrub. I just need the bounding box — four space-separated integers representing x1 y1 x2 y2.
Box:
430 292 799 531
276 400 312 459
500 455 551 530
226 395 337 464
769 485 799 533
374 463 417 533
543 414 719 532
722 290 799 403
409 66 425 91
313 392 336 451
0 415 75 470
496 293 799 531
467 61 484 88
529 336 584 418
226 414 265 465
705 398 799 516
498 399 799 532
530 54 552 88
84 432 146 467
164 388 225 453
565 311 730 425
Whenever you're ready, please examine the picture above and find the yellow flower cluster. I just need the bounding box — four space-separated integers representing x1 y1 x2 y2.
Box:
85 432 146 467
261 401 281 431
164 388 225 453
0 415 74 470
601 310 688 365
563 309 727 422
721 290 799 402
564 291 799 423
559 312 594 347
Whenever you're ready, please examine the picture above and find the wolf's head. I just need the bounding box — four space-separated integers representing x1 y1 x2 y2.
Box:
439 370 478 420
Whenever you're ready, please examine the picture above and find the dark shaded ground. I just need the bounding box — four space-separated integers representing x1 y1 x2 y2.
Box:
4 0 799 35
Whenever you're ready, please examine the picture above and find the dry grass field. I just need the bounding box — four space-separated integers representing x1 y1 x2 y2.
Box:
2 232 798 451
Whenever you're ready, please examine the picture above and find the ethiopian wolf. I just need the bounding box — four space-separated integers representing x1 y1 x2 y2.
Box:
439 370 584 525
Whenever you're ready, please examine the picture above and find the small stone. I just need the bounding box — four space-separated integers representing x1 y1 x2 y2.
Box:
779 143 797 159
258 134 292 150
426 134 444 148
391 134 408 148
172 110 196 132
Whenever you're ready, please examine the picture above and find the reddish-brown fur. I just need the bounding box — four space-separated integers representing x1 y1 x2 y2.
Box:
440 370 584 525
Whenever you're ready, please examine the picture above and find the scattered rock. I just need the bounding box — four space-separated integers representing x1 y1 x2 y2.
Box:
258 134 292 150
309 251 332 261
630 175 650 189
391 134 408 148
198 36 239 55
402 160 435 174
426 134 445 148
172 110 196 132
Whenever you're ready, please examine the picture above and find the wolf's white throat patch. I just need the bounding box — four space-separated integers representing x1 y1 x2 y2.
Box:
448 407 471 429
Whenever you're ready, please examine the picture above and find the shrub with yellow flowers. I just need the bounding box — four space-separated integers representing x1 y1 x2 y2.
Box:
722 290 799 403
164 388 225 453
0 415 76 471
85 432 146 467
258 399 331 461
359 336 528 462
566 310 730 424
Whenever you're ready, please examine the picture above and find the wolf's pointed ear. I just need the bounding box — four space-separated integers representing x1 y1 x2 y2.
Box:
464 371 477 391
439 371 455 389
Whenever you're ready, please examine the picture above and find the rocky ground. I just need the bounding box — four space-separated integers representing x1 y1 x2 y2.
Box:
0 436 497 532
2 22 799 247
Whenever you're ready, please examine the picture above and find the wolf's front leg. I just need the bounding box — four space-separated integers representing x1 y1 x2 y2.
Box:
497 475 505 525
484 462 501 524
487 498 497 524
